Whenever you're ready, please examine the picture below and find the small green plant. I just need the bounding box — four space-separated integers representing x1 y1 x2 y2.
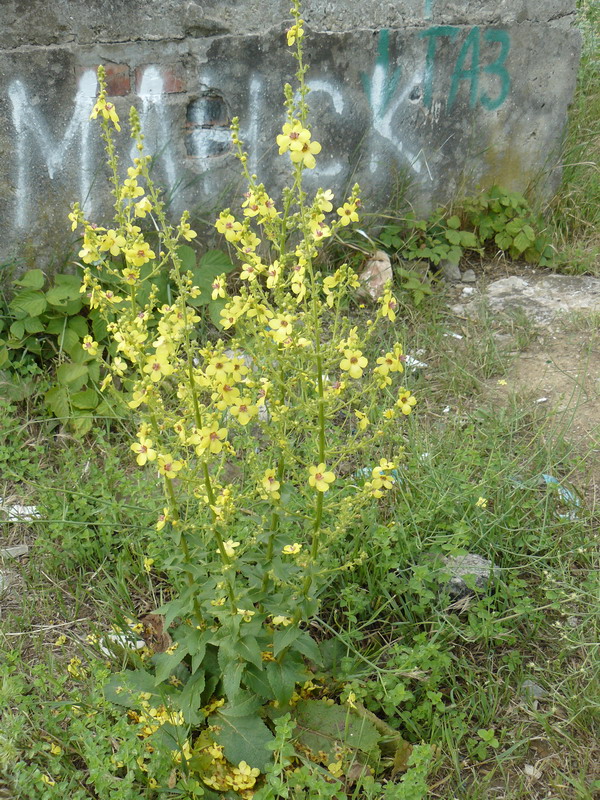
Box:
379 211 479 268
462 185 554 264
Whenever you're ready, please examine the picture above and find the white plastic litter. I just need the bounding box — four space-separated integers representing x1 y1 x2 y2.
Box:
404 355 428 370
0 499 40 521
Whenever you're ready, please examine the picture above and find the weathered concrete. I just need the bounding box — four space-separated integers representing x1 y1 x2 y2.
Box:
453 274 600 324
0 1 581 269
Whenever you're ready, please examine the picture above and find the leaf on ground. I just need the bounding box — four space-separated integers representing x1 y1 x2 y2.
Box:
208 711 274 771
293 699 381 766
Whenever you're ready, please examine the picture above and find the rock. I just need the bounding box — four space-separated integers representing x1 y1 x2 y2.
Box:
440 554 501 600
521 680 547 700
453 274 600 326
462 269 477 283
0 570 15 594
439 259 462 283
358 250 393 300
0 544 29 559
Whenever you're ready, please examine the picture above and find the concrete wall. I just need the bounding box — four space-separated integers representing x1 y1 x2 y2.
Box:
0 0 581 270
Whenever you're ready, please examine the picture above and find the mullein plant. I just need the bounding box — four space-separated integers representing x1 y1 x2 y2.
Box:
71 0 418 785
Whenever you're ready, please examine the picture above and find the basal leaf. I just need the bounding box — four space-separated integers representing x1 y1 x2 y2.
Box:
293 699 381 766
209 711 274 771
15 269 45 290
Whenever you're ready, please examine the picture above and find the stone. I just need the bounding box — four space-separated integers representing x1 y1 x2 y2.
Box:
461 269 477 283
358 250 393 300
0 570 15 594
0 545 29 559
521 680 547 700
454 274 600 326
440 554 501 600
439 259 462 283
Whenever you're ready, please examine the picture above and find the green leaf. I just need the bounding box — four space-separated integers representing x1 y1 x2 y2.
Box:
56 362 88 386
512 231 531 255
58 327 80 354
45 318 68 335
177 244 197 272
444 229 461 245
55 273 82 290
199 249 236 274
243 664 274 700
152 646 189 685
446 215 461 229
46 285 81 306
15 269 45 290
178 670 206 724
208 711 275 771
70 388 98 410
494 231 513 251
44 386 70 419
23 316 45 334
266 653 307 706
209 299 226 328
67 316 89 338
459 231 479 248
104 669 176 709
234 636 263 670
292 631 323 666
9 321 25 340
9 290 47 318
272 626 302 658
223 661 244 701
70 413 93 437
293 699 381 766
219 692 262 718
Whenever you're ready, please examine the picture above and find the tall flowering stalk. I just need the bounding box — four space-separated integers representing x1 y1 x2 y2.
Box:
71 0 418 780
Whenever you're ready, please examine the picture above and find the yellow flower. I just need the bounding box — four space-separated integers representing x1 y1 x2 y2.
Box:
396 388 417 415
380 289 399 322
143 348 174 382
143 557 154 573
50 744 62 755
222 539 240 558
476 496 488 508
308 463 336 492
41 774 56 786
289 137 321 169
211 275 226 300
54 635 67 646
316 189 334 212
156 508 169 531
195 422 228 455
125 240 155 267
276 120 308 154
157 455 184 478
282 543 302 555
130 437 157 465
237 608 256 622
286 20 304 47
134 197 153 218
340 349 368 379
269 314 294 344
376 351 404 375
90 97 121 131
354 410 370 430
81 335 99 357
180 221 197 241
99 229 127 256
497 379 507 386
261 469 281 499
215 212 243 242
229 398 258 426
337 202 359 226
271 615 293 626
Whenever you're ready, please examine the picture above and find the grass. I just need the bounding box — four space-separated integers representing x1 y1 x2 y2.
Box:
549 0 600 274
0 288 598 799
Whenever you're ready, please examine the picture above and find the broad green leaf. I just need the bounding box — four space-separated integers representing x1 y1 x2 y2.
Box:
209 298 226 328
152 646 189 685
58 327 80 354
512 231 531 255
495 231 512 251
44 386 70 419
446 215 461 229
234 636 263 669
70 388 98 410
266 653 307 706
292 631 323 665
15 269 45 290
459 231 479 248
9 290 47 318
23 316 45 334
104 669 176 709
219 692 262 718
293 699 381 766
46 285 81 306
178 669 206 724
56 362 88 386
223 661 244 701
243 664 274 700
67 315 89 338
273 626 302 658
177 244 197 272
199 249 236 274
70 413 93 437
55 273 82 289
444 229 461 245
45 317 67 335
9 320 25 340
208 711 275 771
